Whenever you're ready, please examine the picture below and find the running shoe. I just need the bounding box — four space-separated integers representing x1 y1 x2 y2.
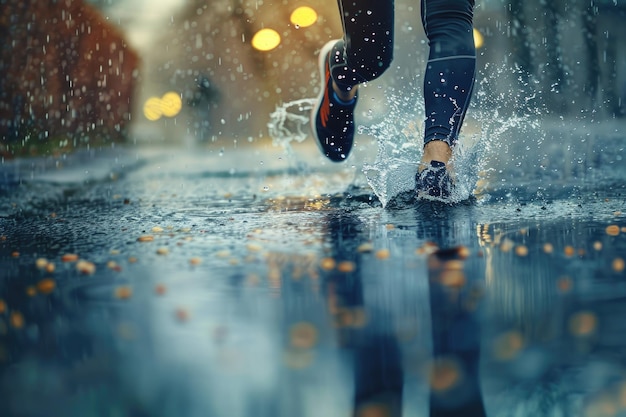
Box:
415 160 453 199
311 40 358 162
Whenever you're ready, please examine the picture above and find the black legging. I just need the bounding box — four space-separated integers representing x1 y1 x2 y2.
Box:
329 0 476 148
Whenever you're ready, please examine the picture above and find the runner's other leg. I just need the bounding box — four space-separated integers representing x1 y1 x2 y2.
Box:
311 0 394 161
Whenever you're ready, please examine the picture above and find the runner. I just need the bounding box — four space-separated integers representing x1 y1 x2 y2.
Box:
311 0 476 198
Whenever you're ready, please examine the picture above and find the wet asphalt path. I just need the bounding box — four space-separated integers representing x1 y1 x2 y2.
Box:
1 128 626 417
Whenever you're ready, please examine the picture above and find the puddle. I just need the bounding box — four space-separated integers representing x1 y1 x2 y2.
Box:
1 131 626 416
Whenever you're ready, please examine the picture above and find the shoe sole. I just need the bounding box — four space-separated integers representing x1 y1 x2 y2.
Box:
310 39 339 158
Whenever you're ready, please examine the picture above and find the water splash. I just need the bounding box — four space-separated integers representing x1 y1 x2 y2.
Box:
267 91 422 206
359 85 486 207
266 65 542 208
360 65 543 207
360 87 422 208
267 98 316 150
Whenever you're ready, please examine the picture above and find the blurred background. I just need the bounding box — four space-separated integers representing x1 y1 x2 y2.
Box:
1 0 625 156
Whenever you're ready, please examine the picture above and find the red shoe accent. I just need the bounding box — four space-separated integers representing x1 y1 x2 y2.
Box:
320 63 331 128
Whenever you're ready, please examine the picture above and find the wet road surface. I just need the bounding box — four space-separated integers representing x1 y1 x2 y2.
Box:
1 124 626 417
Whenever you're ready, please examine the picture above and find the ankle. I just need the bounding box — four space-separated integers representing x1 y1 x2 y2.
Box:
332 81 357 102
419 140 452 171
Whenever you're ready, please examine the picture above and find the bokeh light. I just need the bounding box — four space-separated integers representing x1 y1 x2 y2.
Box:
143 97 163 121
143 92 183 121
473 28 484 49
290 6 318 28
251 28 281 52
161 92 182 117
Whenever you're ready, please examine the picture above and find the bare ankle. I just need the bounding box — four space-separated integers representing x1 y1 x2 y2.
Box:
419 140 452 171
332 81 358 102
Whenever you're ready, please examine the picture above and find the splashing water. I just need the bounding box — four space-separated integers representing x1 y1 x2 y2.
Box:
267 65 542 208
267 98 316 150
361 66 543 207
359 87 422 207
360 85 488 207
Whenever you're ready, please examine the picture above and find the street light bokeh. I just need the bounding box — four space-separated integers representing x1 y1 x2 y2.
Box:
251 28 281 52
143 92 182 121
290 6 318 28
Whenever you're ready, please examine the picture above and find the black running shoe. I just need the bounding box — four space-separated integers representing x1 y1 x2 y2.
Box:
311 40 358 162
415 160 453 199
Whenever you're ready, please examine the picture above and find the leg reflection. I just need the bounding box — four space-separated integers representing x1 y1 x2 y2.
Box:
324 213 403 417
427 247 486 417
323 212 486 416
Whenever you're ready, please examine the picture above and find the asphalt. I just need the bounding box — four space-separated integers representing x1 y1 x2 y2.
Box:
1 123 626 416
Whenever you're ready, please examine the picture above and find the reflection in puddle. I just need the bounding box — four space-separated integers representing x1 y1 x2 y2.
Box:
1 146 626 416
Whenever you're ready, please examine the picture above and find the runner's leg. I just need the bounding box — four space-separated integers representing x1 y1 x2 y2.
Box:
420 0 476 166
329 0 395 94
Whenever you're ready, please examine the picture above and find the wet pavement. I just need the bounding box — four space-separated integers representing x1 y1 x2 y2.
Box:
1 122 626 417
